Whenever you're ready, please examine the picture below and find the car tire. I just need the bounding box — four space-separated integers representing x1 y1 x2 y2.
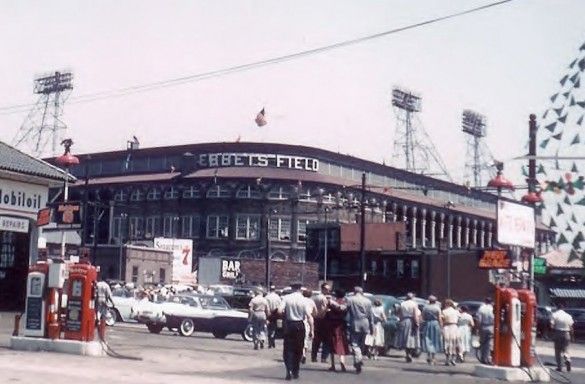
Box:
105 308 117 326
213 331 228 339
179 318 195 337
242 324 253 342
147 323 164 334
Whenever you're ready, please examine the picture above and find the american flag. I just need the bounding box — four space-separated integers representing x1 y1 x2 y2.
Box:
255 108 267 127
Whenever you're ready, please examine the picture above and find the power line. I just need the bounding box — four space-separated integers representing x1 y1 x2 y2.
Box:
0 0 513 115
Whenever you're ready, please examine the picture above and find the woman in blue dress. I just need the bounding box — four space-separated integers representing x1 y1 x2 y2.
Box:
421 295 443 365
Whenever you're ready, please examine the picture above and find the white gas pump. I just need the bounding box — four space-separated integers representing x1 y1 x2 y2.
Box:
23 268 47 337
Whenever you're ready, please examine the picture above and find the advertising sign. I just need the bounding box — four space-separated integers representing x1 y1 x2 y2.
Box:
478 249 511 269
154 238 194 283
497 200 536 249
53 202 82 226
221 259 241 279
0 216 30 233
0 179 47 218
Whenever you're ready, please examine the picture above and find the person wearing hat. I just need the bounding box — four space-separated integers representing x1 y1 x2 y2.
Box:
265 285 282 349
278 282 314 380
346 286 374 374
421 295 443 365
249 287 270 350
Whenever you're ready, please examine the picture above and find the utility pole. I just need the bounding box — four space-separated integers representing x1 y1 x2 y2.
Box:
359 172 366 288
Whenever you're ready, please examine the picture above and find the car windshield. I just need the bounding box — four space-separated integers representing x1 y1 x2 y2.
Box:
198 296 230 310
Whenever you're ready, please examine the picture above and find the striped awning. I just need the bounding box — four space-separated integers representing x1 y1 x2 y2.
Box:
549 288 585 299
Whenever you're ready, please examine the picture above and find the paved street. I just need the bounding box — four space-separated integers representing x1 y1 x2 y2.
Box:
1 313 585 384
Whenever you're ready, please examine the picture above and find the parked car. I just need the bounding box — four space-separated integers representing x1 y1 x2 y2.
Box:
110 288 141 323
140 294 251 340
563 308 585 339
536 306 553 339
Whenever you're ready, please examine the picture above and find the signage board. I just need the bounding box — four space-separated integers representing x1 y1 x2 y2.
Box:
0 179 47 218
195 152 319 172
221 259 241 279
154 238 194 283
497 200 535 249
53 202 82 226
479 249 511 269
37 207 52 227
533 257 547 275
0 216 30 233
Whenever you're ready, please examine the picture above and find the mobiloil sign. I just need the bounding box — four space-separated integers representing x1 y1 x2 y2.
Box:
0 179 47 216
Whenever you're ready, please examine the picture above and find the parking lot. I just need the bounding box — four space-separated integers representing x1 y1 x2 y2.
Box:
2 313 585 384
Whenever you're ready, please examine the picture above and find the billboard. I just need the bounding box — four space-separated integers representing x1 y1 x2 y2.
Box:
497 200 535 249
153 238 194 283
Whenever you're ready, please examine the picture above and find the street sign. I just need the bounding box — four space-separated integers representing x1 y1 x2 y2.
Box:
533 257 547 275
479 249 511 269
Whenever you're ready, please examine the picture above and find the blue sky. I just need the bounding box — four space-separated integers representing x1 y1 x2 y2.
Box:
1 0 584 186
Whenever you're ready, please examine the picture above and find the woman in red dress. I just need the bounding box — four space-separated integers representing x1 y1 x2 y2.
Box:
326 289 350 372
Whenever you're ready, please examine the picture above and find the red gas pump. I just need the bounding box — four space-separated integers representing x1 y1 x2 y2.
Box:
517 289 537 367
63 263 97 341
23 263 49 338
493 286 521 367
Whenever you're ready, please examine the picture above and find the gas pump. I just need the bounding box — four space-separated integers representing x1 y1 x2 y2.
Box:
517 289 537 367
63 263 97 341
23 263 49 337
47 261 68 339
493 286 521 367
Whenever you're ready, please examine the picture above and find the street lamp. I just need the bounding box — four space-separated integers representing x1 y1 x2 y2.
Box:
55 139 79 259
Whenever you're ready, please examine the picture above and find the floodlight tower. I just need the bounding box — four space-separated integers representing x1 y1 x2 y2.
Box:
391 86 452 181
462 109 496 187
12 71 74 157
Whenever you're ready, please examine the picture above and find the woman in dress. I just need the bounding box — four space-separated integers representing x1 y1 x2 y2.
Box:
369 299 387 360
442 299 461 366
456 305 474 362
421 295 443 365
326 289 350 372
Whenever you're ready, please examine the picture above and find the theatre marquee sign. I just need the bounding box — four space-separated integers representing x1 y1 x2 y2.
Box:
196 153 319 172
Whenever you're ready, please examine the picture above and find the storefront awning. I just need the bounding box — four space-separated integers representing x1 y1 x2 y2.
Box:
549 288 585 299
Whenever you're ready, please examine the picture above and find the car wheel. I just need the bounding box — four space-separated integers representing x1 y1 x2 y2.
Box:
105 308 117 326
147 323 164 334
242 323 253 342
213 331 228 339
179 318 195 337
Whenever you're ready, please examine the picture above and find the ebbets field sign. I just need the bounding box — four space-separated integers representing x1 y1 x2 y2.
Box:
478 249 511 269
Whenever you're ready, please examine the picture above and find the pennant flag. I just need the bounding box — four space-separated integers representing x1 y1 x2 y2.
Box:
563 91 571 98
554 107 564 116
571 213 579 224
573 176 585 190
558 114 568 124
557 203 564 215
564 195 572 205
543 109 550 119
570 96 576 106
558 233 569 244
550 94 559 103
549 217 557 228
577 115 584 125
552 132 563 140
570 58 578 68
572 162 579 173
577 101 585 109
545 122 557 132
566 223 573 232
574 232 585 244
576 78 581 88
255 108 267 127
571 134 580 145
568 249 580 262
580 42 585 51
580 56 585 69
560 74 569 86
570 72 580 84
537 164 546 174
575 197 585 206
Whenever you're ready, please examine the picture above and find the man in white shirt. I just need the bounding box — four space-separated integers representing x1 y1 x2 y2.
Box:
265 285 282 349
476 297 495 365
311 282 331 363
248 288 270 350
550 302 574 372
397 292 421 363
278 282 314 381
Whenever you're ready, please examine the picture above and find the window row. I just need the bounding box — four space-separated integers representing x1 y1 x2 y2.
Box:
112 215 317 242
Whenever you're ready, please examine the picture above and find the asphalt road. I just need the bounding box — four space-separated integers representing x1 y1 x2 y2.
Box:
1 320 585 384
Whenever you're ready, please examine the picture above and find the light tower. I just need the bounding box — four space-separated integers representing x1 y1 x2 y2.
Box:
12 71 74 157
391 87 452 181
462 109 496 187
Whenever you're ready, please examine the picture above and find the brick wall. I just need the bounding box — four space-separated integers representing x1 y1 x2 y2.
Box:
218 259 319 289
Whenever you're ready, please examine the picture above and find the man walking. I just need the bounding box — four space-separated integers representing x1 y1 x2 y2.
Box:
278 282 314 380
476 296 495 365
346 286 373 374
551 302 574 372
249 287 270 350
396 292 421 363
265 285 282 349
311 282 331 363
95 279 114 324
